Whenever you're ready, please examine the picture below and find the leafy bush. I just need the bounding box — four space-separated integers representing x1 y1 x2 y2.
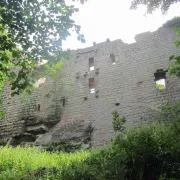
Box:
115 122 180 180
112 110 126 133
1 110 180 179
71 120 180 180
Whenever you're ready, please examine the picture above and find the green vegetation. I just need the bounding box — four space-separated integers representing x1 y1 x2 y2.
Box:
112 110 126 133
156 83 166 90
130 0 179 14
0 146 90 180
0 0 84 94
0 0 180 179
168 20 180 78
0 0 84 119
0 108 180 180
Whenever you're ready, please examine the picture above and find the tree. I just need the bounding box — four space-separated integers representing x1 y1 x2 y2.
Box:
130 0 180 14
73 0 87 4
0 0 85 94
0 0 85 119
168 18 180 77
112 110 126 138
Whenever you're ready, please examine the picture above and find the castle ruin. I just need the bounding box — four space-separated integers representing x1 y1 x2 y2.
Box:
0 23 180 148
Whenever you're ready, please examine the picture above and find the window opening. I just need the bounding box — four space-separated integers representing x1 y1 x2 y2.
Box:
76 72 80 79
89 78 95 93
62 98 66 107
37 104 40 111
110 54 116 65
89 57 94 71
154 69 166 90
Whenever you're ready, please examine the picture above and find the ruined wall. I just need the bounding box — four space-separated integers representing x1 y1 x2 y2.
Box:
0 84 24 139
52 26 180 146
0 25 180 146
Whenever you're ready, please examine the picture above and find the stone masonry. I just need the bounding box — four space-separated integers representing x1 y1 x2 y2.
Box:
0 23 180 147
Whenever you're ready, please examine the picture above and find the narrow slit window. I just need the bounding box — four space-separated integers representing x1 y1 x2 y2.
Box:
89 78 95 93
62 98 66 107
110 54 116 65
89 57 94 71
37 104 40 111
154 69 166 90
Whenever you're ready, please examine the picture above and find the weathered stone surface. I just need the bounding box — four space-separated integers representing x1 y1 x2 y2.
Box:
0 138 7 146
26 124 49 134
35 121 92 150
1 23 180 147
35 134 52 145
81 143 90 149
6 133 36 146
6 137 18 146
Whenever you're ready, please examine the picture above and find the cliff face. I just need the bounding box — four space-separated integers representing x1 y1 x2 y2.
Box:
1 25 180 148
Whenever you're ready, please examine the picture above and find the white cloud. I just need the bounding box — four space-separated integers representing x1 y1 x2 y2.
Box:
63 0 180 50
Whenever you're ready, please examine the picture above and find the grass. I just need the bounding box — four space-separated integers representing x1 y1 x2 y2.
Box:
0 146 90 180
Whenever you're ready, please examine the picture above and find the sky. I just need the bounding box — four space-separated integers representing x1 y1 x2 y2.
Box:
62 0 180 50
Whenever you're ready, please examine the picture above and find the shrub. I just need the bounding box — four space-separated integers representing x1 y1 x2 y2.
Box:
112 110 126 134
0 146 90 180
0 110 180 179
111 121 180 180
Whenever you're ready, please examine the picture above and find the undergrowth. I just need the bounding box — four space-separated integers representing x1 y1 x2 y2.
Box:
0 108 180 180
0 146 90 180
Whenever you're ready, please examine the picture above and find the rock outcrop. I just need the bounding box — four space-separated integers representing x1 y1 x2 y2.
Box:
4 118 93 151
35 120 93 151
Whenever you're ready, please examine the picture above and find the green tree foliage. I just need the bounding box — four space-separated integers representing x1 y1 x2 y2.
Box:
0 0 84 93
168 20 180 77
54 119 180 180
130 0 180 14
0 0 84 119
74 0 87 4
0 18 34 95
0 0 84 60
112 110 126 133
52 110 180 180
0 108 180 179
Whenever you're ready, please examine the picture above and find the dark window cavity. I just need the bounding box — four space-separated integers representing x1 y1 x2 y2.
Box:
110 54 116 65
37 104 40 111
62 98 66 107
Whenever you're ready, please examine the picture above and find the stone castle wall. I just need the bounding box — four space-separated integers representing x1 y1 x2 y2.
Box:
0 25 180 146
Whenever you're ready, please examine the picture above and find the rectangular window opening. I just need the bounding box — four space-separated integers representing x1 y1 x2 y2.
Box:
62 98 66 107
154 69 166 90
37 104 40 111
89 78 95 93
89 57 94 71
110 54 116 65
